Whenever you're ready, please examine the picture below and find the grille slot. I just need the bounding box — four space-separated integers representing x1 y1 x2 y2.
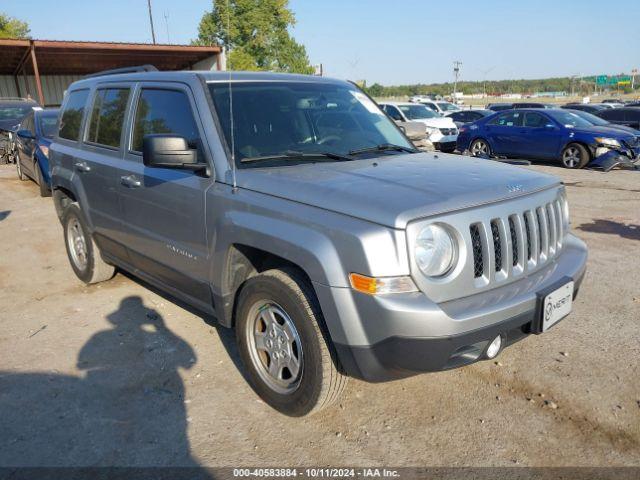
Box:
524 214 533 261
508 216 518 267
490 220 502 272
470 224 484 278
535 208 544 255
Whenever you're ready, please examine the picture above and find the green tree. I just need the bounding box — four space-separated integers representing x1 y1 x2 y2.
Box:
0 13 30 39
194 0 313 74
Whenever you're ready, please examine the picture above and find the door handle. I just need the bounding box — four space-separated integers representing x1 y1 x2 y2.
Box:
74 161 91 172
120 174 141 188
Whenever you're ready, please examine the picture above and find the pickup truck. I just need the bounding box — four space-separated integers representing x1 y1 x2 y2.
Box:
49 69 588 416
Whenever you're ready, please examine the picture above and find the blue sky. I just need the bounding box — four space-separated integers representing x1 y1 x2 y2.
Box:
3 0 639 85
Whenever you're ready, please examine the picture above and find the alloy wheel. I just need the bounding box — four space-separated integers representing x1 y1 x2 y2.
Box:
245 300 303 395
66 217 88 271
471 140 489 156
562 147 582 168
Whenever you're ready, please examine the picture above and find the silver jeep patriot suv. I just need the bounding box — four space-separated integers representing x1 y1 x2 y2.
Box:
50 69 587 416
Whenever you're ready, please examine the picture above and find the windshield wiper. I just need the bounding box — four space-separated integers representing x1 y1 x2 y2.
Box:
348 143 417 156
240 150 352 164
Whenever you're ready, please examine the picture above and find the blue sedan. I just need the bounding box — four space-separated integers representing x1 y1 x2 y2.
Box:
457 108 639 169
15 108 59 196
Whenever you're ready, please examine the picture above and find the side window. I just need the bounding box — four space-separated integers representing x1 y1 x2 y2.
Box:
59 89 90 141
602 110 623 121
523 112 546 128
131 89 200 152
489 111 523 127
87 88 130 148
423 103 437 111
385 106 403 121
22 114 34 133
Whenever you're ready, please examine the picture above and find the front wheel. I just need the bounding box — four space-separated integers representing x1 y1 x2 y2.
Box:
561 143 589 169
62 203 115 284
470 138 491 157
235 268 347 416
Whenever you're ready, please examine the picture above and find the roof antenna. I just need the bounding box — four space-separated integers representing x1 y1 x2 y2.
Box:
227 0 238 193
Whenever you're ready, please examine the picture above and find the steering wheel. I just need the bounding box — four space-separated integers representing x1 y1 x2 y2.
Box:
317 135 341 145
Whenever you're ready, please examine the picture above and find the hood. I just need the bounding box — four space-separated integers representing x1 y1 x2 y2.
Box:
413 117 457 129
0 119 21 132
571 125 636 140
237 153 561 229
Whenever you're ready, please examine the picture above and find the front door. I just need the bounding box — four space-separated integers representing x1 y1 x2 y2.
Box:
117 83 212 307
16 113 36 178
514 112 562 159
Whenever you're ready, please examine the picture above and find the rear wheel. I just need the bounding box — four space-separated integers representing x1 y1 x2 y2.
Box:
235 268 347 416
561 143 589 169
16 155 27 181
62 203 115 284
34 160 51 198
470 138 491 157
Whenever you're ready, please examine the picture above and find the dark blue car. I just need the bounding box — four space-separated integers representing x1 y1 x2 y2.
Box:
457 108 639 169
16 108 59 196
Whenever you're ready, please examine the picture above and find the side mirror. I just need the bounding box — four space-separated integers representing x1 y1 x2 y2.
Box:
17 129 34 139
142 134 206 172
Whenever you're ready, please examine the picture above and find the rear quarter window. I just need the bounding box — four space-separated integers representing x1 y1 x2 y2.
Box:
59 89 90 141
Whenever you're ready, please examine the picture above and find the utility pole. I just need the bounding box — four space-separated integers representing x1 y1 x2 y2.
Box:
147 0 156 44
453 61 462 102
164 11 170 43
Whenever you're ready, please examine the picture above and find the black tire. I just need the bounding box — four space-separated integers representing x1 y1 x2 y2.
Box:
235 268 347 416
34 160 51 198
62 203 115 284
561 143 590 169
16 155 27 181
470 138 491 157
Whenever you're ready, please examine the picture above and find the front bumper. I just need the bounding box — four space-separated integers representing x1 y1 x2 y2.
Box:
315 234 587 382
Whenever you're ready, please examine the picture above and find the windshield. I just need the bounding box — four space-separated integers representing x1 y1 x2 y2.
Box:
546 110 594 128
437 102 460 111
209 81 413 165
39 113 59 138
398 104 439 120
570 110 608 126
0 105 33 123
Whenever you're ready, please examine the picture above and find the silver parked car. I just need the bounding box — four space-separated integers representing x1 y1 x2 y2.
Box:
49 69 588 416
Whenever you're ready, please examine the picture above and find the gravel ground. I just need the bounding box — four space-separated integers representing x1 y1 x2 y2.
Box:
0 162 638 468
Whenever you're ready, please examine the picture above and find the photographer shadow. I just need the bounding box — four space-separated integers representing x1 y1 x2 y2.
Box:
0 296 210 474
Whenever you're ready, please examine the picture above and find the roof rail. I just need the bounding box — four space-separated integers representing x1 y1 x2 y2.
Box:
84 64 159 79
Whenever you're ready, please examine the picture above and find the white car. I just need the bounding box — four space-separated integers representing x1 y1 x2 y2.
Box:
380 102 459 152
418 100 461 115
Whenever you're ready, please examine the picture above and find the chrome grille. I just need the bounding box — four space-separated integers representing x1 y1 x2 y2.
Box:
468 198 564 285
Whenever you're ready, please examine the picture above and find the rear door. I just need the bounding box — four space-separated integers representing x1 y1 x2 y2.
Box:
484 111 523 155
78 84 133 259
117 82 212 306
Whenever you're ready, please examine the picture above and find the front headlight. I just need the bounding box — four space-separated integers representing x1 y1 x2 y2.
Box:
594 137 621 148
415 224 456 277
425 126 438 136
